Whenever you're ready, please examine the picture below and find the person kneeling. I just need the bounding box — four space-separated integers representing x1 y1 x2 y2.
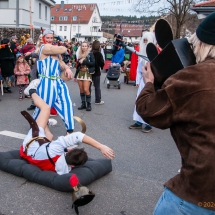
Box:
20 79 115 175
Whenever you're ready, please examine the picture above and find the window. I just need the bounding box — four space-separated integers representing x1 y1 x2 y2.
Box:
64 36 67 39
77 8 82 12
59 16 68 21
51 16 55 20
69 8 72 12
64 8 68 12
64 26 67 31
73 16 77 21
59 26 62 31
92 17 97 23
45 6 47 20
73 26 76 32
39 3 41 19
56 8 59 12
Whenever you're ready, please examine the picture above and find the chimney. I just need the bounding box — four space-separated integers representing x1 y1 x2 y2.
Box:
60 1 64 9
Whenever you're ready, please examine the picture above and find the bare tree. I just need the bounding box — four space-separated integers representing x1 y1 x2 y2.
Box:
133 0 201 38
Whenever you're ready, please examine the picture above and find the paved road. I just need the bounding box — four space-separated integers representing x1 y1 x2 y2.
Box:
0 71 180 215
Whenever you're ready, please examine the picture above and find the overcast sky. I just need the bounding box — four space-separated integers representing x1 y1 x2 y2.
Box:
55 0 122 4
54 0 141 17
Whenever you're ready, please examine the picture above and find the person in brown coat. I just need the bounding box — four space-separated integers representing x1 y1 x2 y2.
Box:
136 12 215 215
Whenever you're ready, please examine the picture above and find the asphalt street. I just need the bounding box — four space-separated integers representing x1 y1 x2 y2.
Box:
0 71 180 215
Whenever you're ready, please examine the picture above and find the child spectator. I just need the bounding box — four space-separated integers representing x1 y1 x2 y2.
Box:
14 53 31 100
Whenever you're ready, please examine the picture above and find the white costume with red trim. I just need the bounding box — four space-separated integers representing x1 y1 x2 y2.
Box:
20 129 85 175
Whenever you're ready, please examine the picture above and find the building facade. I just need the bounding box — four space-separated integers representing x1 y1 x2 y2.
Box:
51 2 103 42
115 24 143 43
191 0 215 19
0 0 55 29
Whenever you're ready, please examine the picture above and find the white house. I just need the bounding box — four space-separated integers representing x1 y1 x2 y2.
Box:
0 0 55 29
51 1 103 42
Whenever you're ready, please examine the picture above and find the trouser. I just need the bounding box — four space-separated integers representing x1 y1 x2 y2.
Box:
19 84 28 95
153 187 215 215
136 121 151 128
33 78 74 131
92 75 101 103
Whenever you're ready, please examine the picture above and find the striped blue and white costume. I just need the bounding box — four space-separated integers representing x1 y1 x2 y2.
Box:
33 44 74 131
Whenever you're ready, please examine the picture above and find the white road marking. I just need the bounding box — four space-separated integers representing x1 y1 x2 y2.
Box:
0 130 26 140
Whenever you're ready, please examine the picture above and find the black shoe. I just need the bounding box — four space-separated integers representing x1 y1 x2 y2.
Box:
27 105 36 111
78 101 86 110
3 88 8 93
129 123 142 129
66 129 73 135
142 125 152 133
86 102 91 111
6 88 12 93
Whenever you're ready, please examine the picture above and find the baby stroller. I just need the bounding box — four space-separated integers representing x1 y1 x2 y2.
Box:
106 64 121 89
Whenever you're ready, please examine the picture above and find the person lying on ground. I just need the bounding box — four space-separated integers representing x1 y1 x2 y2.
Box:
20 79 115 175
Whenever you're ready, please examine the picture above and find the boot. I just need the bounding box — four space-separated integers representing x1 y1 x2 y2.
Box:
78 93 86 110
3 87 8 93
86 94 91 111
6 87 12 93
78 101 86 110
86 102 91 111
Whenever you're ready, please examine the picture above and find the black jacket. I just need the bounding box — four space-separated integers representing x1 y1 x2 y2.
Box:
92 51 104 76
0 46 14 77
10 41 18 58
75 53 95 78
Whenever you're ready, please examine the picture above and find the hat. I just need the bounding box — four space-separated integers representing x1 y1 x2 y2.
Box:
1 38 10 45
26 38 33 43
196 11 215 45
16 53 23 58
92 40 100 51
42 29 53 36
11 35 18 40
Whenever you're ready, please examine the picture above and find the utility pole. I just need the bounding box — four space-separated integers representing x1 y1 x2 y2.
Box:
16 0 19 27
91 20 93 42
70 18 72 40
78 16 80 41
29 0 32 37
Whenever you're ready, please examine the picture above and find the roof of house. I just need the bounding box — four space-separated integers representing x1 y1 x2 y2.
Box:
115 24 143 37
193 0 215 7
51 4 97 24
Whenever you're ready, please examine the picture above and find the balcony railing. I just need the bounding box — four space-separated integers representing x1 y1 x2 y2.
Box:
91 32 103 37
92 22 101 27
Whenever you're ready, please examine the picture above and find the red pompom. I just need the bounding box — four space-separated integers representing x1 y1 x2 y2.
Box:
69 174 79 187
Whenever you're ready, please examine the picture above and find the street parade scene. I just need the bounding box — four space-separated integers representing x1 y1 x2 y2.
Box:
0 0 215 214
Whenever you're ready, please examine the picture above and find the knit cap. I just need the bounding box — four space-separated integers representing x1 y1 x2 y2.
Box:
196 11 215 45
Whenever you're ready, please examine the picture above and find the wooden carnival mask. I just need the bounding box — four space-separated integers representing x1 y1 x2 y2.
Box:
146 19 196 89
